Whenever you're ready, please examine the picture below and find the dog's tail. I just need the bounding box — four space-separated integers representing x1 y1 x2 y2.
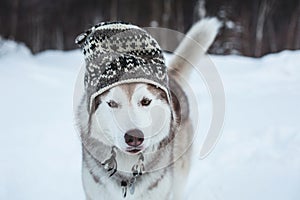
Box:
168 17 221 77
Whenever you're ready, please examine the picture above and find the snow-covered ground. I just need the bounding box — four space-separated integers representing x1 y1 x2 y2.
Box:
0 40 299 200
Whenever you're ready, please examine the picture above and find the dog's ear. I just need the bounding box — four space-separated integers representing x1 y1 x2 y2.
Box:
146 84 168 103
90 95 101 114
89 90 110 114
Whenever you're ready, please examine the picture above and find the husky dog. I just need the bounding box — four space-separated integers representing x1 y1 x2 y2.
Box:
74 19 220 200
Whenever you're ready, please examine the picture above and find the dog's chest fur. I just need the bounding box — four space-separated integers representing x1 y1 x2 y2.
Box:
82 146 174 200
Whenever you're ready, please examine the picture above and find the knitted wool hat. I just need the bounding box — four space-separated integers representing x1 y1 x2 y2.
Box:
75 22 171 112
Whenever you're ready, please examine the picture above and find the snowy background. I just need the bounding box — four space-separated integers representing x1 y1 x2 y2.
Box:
0 40 299 200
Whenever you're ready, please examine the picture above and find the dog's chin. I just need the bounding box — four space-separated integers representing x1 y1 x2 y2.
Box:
124 146 145 155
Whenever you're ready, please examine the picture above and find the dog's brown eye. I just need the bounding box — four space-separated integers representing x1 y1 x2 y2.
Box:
107 100 119 108
140 98 152 106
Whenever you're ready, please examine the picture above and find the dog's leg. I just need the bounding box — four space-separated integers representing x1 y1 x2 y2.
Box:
85 196 92 200
172 158 192 200
172 120 194 200
172 159 190 200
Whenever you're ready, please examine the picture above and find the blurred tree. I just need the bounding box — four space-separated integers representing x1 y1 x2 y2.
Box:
205 0 300 57
0 0 299 57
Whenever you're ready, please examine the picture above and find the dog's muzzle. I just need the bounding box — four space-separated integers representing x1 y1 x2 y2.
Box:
124 129 144 149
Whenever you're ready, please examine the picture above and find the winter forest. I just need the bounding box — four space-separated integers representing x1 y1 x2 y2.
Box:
0 0 299 56
1 0 300 200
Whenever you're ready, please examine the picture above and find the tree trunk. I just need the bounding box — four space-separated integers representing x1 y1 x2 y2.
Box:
255 0 268 57
110 0 118 21
10 0 19 40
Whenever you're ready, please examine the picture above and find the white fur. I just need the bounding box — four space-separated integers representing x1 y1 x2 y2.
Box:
75 18 221 200
169 17 221 77
91 84 171 153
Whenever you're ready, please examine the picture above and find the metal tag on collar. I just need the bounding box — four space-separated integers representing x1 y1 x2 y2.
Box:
101 146 117 177
129 177 136 195
132 153 145 177
121 180 128 198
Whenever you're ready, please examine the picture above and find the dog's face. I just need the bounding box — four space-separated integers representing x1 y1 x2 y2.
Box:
90 83 172 154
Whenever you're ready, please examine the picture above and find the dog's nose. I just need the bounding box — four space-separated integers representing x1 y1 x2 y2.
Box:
124 129 144 147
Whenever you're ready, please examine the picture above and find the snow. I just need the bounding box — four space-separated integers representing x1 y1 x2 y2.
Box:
0 40 299 200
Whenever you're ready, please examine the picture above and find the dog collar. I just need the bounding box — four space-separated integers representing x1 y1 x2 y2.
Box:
101 146 145 198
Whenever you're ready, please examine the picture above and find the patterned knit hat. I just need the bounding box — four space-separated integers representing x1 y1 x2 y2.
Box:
75 22 171 112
